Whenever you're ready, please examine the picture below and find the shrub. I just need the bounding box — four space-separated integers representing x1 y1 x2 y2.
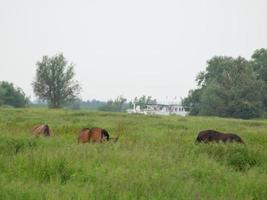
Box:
196 144 258 171
227 149 257 171
0 137 37 155
34 157 73 184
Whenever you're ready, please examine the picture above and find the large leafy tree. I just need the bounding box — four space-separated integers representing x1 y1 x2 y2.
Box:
33 54 80 108
0 81 29 107
251 48 267 111
251 48 267 81
183 56 264 119
181 88 202 115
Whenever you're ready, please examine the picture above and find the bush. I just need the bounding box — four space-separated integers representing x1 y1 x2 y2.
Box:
0 81 29 108
0 137 37 155
227 149 257 171
196 144 258 171
34 157 73 184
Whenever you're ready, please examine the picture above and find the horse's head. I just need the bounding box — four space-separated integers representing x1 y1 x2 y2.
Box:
43 124 51 136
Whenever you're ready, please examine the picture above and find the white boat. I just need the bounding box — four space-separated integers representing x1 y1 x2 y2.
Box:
127 103 189 116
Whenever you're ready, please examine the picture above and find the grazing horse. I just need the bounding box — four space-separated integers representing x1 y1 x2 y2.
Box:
32 124 52 137
78 127 119 143
78 128 90 143
196 129 244 144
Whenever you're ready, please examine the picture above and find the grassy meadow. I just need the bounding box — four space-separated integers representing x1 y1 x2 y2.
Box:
0 108 266 200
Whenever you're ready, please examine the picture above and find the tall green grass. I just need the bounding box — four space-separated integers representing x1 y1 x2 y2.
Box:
0 108 266 199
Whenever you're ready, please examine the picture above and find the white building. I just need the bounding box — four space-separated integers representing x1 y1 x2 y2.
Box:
127 103 189 116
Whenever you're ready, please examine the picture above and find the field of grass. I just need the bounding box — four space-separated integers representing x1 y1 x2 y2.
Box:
0 108 266 200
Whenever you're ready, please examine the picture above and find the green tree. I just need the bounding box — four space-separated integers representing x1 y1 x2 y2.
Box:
114 95 127 111
199 81 228 116
0 81 29 107
32 54 81 108
183 56 264 119
133 95 157 109
251 48 267 111
181 88 202 115
99 96 128 112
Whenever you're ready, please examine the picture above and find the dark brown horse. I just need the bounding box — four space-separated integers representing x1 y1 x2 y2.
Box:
32 124 52 137
78 127 118 143
196 129 244 144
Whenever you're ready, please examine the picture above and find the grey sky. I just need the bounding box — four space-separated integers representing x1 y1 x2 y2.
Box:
1 0 267 102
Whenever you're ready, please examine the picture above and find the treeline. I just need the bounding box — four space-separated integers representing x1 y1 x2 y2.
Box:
0 81 29 108
182 48 267 119
80 99 106 109
79 95 157 112
0 83 156 112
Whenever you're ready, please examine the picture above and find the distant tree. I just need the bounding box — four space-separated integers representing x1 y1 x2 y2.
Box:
32 54 81 108
80 99 106 109
99 95 128 112
0 81 29 107
67 98 81 110
132 95 157 109
114 95 127 111
28 99 47 108
183 56 264 119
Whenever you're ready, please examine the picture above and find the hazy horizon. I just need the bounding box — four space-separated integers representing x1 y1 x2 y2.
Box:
1 0 267 102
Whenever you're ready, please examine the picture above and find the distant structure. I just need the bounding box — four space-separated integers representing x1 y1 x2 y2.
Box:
127 103 189 116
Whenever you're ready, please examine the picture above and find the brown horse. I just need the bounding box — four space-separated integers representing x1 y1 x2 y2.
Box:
32 124 52 137
78 128 91 143
78 127 119 143
196 129 244 144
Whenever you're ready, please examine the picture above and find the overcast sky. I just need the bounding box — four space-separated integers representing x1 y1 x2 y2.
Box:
1 0 267 102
